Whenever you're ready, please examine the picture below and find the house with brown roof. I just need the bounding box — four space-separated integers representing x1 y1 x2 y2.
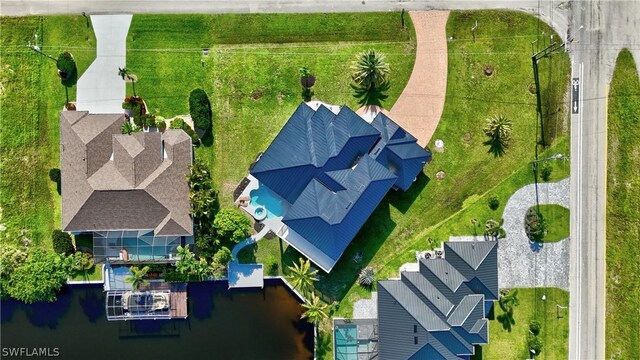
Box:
60 111 194 263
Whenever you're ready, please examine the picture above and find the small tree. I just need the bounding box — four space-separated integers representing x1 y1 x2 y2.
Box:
525 208 547 242
6 249 71 303
189 88 213 132
351 49 390 106
528 333 543 356
175 245 197 276
299 66 316 88
52 229 75 255
213 208 251 244
301 292 329 324
529 319 542 335
487 195 500 210
125 266 150 290
484 218 507 240
195 231 219 260
56 52 76 80
483 115 512 157
286 257 318 297
212 246 233 265
358 266 376 288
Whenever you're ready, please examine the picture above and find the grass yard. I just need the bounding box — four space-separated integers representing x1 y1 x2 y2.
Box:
69 264 104 282
474 288 570 360
0 16 96 248
126 13 417 207
536 204 570 242
605 48 640 359
312 10 570 319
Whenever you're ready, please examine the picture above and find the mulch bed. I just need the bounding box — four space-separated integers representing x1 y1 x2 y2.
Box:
233 177 251 201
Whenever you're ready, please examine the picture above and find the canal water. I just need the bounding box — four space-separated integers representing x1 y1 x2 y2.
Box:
1 279 314 360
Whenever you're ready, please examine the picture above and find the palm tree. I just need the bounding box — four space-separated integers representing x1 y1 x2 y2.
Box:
301 292 329 324
176 245 197 276
499 289 521 313
351 49 390 91
483 115 512 157
118 67 137 97
120 121 134 135
286 257 318 297
125 266 150 290
484 218 507 240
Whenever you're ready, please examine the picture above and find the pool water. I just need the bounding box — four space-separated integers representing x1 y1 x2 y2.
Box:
250 184 284 219
335 325 358 360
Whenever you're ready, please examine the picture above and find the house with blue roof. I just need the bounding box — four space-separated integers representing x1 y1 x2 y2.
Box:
333 240 498 360
246 102 431 272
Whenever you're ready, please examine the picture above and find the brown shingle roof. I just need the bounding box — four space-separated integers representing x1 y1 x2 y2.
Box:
60 111 193 236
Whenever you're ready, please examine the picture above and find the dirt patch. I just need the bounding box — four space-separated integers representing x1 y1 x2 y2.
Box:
483 64 495 77
250 88 264 101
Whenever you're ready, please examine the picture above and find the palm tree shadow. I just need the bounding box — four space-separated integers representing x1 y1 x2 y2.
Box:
353 81 390 106
484 139 507 158
497 311 516 332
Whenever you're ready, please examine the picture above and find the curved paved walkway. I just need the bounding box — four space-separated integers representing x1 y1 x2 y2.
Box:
76 15 132 113
231 226 270 261
388 11 449 147
499 178 571 290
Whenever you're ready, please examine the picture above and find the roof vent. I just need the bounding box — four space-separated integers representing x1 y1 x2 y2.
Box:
345 201 353 210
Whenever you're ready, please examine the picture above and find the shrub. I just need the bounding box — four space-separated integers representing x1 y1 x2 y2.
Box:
170 118 185 130
52 230 74 255
56 52 76 78
213 208 251 244
488 195 500 210
121 122 134 135
6 249 71 303
529 319 542 336
358 266 376 287
540 163 553 181
528 333 543 356
145 114 156 128
156 119 167 132
525 208 547 241
183 126 200 145
189 88 212 131
212 246 233 265
195 231 219 260
48 168 61 183
70 251 94 272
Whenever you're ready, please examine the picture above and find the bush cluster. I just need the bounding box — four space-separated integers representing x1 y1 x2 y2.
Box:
189 88 212 131
52 229 74 256
56 52 76 77
525 207 547 241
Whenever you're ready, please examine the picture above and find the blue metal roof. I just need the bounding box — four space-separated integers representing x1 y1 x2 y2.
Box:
251 103 431 271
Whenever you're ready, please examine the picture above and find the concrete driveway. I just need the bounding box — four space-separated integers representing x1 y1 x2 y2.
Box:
76 15 132 113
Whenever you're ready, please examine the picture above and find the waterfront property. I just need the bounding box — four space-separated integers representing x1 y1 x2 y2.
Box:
60 110 194 320
334 240 498 359
60 111 194 262
241 102 431 272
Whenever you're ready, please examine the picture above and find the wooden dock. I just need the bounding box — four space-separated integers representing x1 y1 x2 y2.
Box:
138 281 188 319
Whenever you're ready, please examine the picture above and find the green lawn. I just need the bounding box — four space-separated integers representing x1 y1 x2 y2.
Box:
536 204 570 242
475 288 569 360
606 48 640 359
69 264 103 282
0 16 96 248
126 13 417 207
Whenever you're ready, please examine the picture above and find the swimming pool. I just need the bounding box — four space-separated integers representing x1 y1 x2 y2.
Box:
250 184 284 219
335 325 358 360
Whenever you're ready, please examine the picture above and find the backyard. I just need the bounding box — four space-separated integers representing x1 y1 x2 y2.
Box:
0 16 96 248
606 48 640 359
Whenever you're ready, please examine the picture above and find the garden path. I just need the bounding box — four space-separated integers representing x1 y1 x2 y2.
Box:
76 15 132 113
231 226 270 261
388 11 449 147
452 178 571 290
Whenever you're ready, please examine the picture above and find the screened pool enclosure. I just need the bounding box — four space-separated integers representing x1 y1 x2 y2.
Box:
92 231 186 263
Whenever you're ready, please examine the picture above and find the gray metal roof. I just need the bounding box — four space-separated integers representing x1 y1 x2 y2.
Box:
60 112 193 236
377 240 498 359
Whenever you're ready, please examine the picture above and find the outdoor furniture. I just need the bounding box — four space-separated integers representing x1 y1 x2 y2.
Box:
236 195 250 207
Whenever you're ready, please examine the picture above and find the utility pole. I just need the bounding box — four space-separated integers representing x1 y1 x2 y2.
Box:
28 33 57 62
531 41 565 148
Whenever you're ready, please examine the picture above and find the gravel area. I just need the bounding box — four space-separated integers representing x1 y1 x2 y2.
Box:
353 292 378 319
498 178 571 290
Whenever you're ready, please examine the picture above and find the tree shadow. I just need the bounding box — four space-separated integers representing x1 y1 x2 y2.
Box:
61 67 78 87
189 282 215 320
497 310 516 332
200 128 214 147
24 286 73 329
387 171 430 214
0 298 21 324
237 243 258 264
312 198 396 303
483 138 507 158
352 81 390 106
79 288 104 323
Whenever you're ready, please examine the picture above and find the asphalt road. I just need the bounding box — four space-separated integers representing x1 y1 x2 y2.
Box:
568 1 639 359
3 0 639 358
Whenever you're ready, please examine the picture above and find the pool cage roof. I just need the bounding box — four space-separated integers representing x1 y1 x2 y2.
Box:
93 231 184 263
106 290 172 321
